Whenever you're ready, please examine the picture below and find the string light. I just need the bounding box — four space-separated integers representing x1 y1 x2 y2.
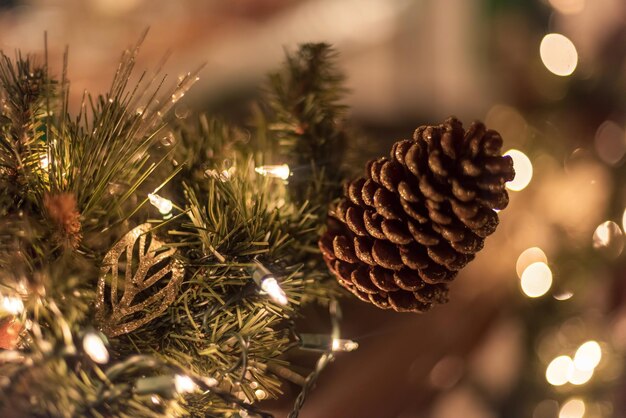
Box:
520 262 552 298
260 277 288 306
255 164 291 180
148 193 173 215
252 260 288 306
40 154 49 170
540 33 578 76
299 334 359 352
332 338 359 352
559 398 585 418
174 374 198 394
82 331 109 364
504 149 533 191
573 340 602 371
254 389 267 400
546 355 573 386
1 295 24 315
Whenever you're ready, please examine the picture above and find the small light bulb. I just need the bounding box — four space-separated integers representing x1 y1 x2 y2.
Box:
82 332 109 364
331 338 359 352
254 389 267 400
1 295 24 315
174 374 198 394
260 277 288 306
255 164 290 180
148 193 173 215
40 155 49 170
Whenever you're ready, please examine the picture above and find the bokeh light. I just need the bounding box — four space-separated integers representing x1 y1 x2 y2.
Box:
559 398 586 418
516 247 548 278
568 366 593 385
622 208 626 234
548 0 586 15
540 33 578 76
592 220 624 257
574 341 602 371
521 262 553 298
505 149 533 191
546 355 573 386
594 121 626 166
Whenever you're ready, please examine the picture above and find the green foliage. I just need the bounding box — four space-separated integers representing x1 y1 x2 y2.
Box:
265 43 348 207
0 40 349 417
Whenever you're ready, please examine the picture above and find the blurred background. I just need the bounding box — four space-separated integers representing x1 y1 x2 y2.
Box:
1 0 625 417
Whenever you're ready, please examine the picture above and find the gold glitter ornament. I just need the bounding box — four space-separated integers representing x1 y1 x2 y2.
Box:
96 223 184 337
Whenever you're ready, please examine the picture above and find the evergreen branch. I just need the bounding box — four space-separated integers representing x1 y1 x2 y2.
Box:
265 43 349 206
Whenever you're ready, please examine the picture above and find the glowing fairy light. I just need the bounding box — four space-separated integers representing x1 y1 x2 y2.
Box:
331 338 359 352
252 260 288 306
174 374 198 394
540 33 578 76
40 154 49 170
148 193 173 215
255 164 291 180
82 331 109 364
260 277 288 306
520 262 552 298
559 398 586 418
254 389 267 400
546 355 573 386
504 149 533 191
1 295 24 315
623 209 626 235
515 247 548 278
574 341 602 371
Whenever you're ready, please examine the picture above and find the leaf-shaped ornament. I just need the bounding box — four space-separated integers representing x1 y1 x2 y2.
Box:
96 223 184 337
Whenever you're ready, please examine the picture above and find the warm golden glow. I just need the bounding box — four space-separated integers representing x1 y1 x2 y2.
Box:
540 33 578 77
504 149 533 191
521 262 552 298
559 398 585 418
568 366 593 385
623 208 626 236
546 355 573 386
254 389 267 400
260 277 289 306
83 332 109 364
148 193 173 215
255 164 291 180
174 375 198 394
592 220 624 256
548 0 585 15
516 247 548 279
332 338 359 352
0 295 24 315
574 341 602 371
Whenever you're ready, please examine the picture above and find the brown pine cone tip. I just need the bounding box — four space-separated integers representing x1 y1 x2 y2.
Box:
319 117 515 313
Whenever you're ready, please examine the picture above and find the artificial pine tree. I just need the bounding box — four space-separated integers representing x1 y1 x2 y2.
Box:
0 36 511 417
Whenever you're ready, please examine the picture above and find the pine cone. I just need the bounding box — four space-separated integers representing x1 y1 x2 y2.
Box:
318 117 515 312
